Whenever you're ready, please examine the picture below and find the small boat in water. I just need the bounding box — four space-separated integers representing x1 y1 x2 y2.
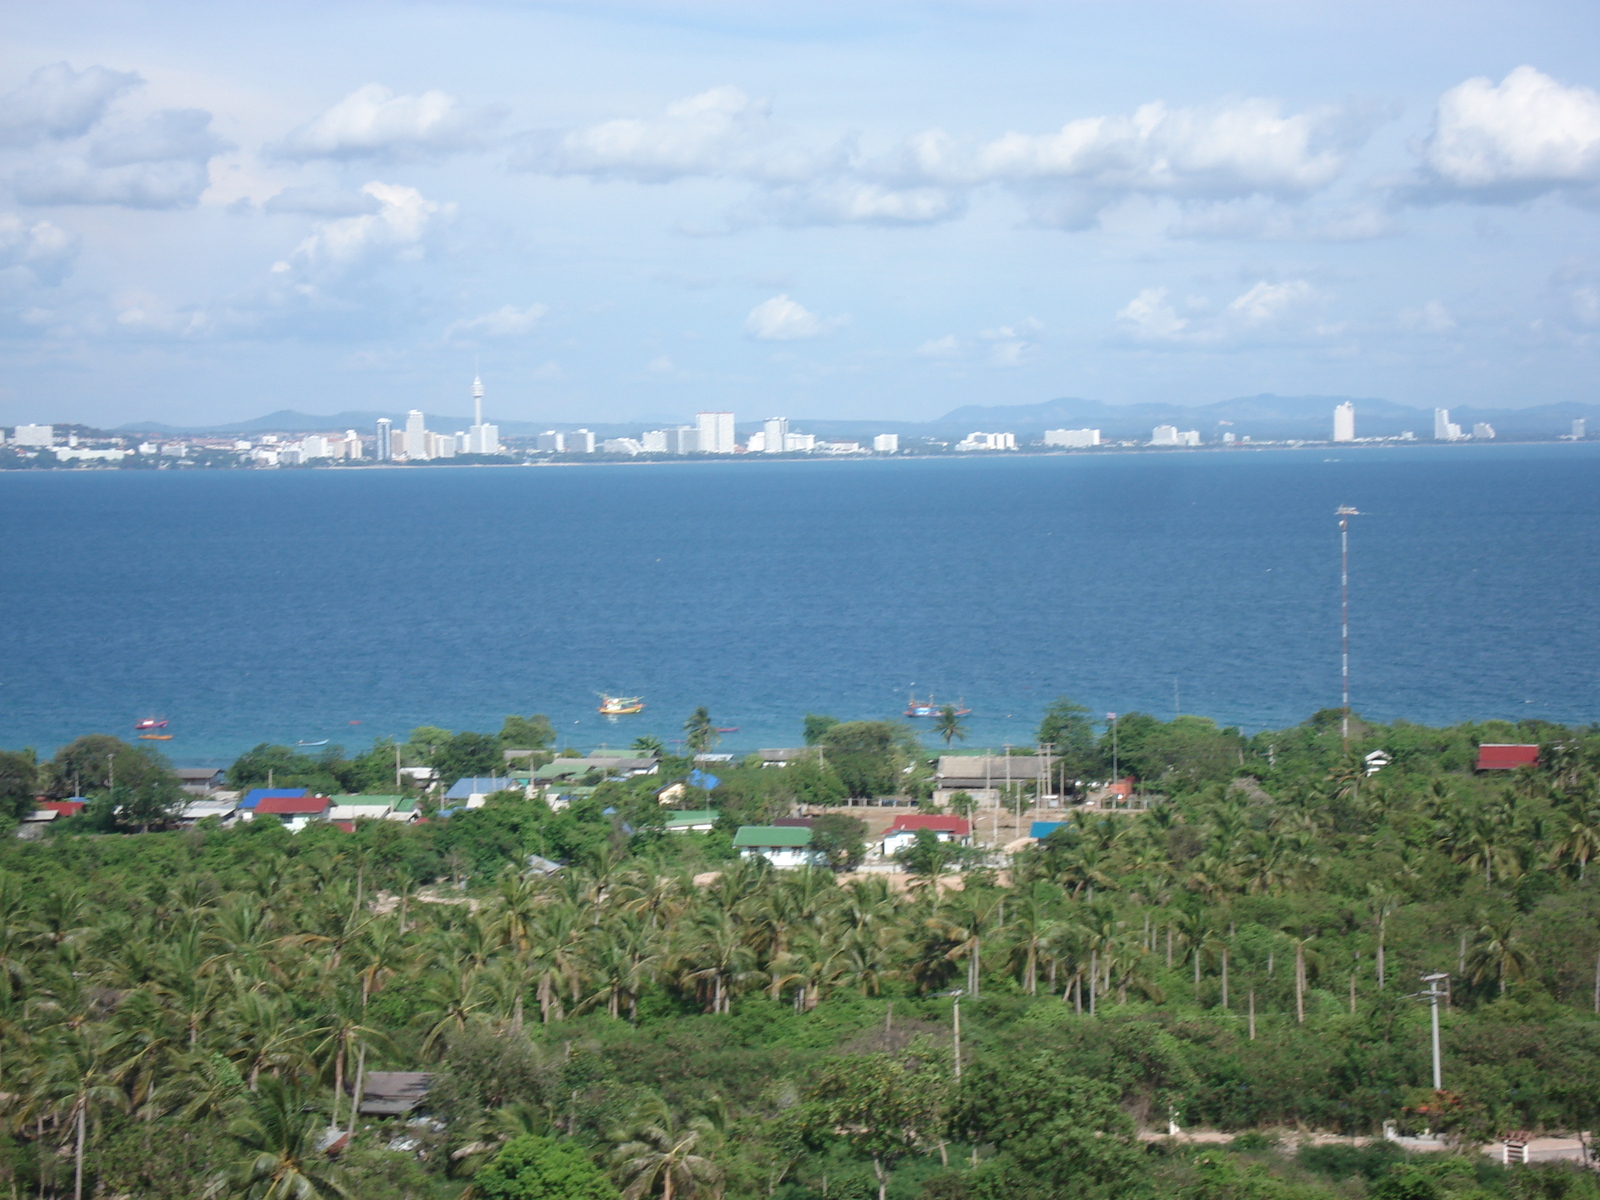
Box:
716 727 739 733
904 694 970 718
598 694 645 715
138 733 173 741
134 717 168 730
296 739 329 748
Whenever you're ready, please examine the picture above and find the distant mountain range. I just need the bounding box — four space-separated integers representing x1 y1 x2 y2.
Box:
115 395 1600 441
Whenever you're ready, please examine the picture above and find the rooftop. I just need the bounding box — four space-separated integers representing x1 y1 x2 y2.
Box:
733 825 813 848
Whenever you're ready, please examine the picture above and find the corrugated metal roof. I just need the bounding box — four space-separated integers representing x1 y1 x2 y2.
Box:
255 795 330 815
240 788 307 809
733 824 813 848
1476 744 1539 770
889 815 971 835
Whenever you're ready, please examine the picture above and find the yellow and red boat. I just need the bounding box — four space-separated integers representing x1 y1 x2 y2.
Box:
597 694 645 715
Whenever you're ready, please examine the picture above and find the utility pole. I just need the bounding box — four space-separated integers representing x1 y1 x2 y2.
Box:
1107 714 1119 794
1337 506 1360 752
1423 972 1447 1089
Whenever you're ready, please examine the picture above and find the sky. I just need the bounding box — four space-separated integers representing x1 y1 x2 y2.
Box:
2 0 1599 428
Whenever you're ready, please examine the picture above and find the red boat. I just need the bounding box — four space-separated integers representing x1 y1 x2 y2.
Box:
134 717 168 730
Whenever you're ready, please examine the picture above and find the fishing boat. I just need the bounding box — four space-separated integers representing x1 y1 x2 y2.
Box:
903 694 971 718
134 717 168 730
598 694 645 715
716 727 739 733
138 733 173 741
296 739 329 748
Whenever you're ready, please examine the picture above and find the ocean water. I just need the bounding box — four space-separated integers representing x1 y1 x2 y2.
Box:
1 444 1595 765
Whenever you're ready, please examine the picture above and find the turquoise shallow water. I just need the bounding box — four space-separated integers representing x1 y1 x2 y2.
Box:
0 444 1595 765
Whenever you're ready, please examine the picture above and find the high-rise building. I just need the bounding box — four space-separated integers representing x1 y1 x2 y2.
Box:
375 418 392 461
783 433 815 452
1473 422 1496 440
1573 419 1587 440
763 417 788 454
958 431 1017 450
536 431 565 452
1044 428 1100 448
641 430 668 453
696 411 736 454
11 423 53 446
665 426 698 454
567 429 596 454
345 429 363 460
1433 408 1455 440
467 375 501 454
1333 402 1355 442
406 409 428 459
1150 425 1180 446
873 433 900 453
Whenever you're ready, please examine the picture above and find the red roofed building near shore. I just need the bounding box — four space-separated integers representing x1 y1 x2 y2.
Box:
39 800 86 816
251 795 331 829
882 814 972 855
1476 744 1539 771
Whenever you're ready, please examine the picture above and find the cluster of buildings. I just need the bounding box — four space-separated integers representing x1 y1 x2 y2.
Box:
375 378 501 461
1432 408 1494 442
530 412 899 457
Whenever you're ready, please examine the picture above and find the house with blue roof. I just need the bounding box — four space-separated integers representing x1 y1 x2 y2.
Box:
442 776 522 808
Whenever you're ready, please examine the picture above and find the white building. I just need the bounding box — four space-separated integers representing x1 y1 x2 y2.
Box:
1150 425 1179 446
301 435 331 459
1573 419 1587 440
536 431 565 452
696 411 736 454
52 447 127 463
1434 408 1463 441
1044 428 1100 448
957 431 1016 450
873 433 899 453
784 432 815 452
376 418 392 461
745 431 765 452
404 410 428 459
567 429 596 454
763 416 788 454
1333 402 1355 443
1473 422 1496 440
602 437 642 455
467 376 500 454
11 423 53 446
819 441 864 454
344 429 362 460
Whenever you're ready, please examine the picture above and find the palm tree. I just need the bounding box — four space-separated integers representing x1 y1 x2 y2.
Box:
633 735 665 756
1466 918 1533 995
933 706 967 749
1550 806 1600 881
684 708 717 756
204 1075 348 1199
30 1024 134 1200
608 1094 724 1200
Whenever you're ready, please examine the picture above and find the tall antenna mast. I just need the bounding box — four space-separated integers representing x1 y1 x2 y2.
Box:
1336 506 1360 751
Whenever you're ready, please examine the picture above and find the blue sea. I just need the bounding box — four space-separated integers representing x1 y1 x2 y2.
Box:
1 444 1596 766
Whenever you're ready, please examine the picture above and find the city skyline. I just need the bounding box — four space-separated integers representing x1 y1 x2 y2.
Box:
2 2 1599 429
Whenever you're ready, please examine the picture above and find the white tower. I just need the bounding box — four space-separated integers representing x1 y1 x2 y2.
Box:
468 375 500 454
763 416 788 454
1333 402 1355 443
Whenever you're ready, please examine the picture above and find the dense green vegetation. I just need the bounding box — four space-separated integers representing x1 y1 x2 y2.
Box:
2 703 1599 1200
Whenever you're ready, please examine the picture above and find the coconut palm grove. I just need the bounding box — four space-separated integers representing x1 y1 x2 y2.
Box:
2 702 1600 1200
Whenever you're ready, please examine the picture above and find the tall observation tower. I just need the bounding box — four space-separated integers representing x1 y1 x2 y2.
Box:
468 375 500 455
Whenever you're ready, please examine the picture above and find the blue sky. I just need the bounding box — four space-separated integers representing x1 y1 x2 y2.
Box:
3 0 1599 428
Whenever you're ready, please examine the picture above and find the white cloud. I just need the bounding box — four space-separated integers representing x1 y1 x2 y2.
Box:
12 109 231 209
647 354 675 373
756 181 961 226
272 84 503 160
0 215 78 285
272 181 452 276
1399 300 1456 332
517 86 780 183
743 293 846 340
263 186 382 217
444 303 548 341
1420 66 1600 198
916 334 959 357
0 62 140 147
1117 280 1322 345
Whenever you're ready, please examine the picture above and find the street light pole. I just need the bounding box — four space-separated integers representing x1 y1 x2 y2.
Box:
1423 972 1447 1090
949 989 964 1081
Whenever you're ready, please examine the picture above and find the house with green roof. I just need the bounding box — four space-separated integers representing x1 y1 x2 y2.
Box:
732 824 820 869
664 809 718 833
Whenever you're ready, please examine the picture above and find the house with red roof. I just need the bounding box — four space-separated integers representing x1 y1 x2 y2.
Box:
1476 744 1539 771
882 813 972 856
251 794 332 831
